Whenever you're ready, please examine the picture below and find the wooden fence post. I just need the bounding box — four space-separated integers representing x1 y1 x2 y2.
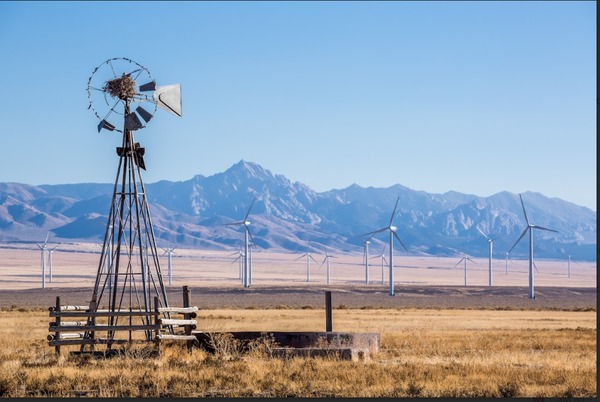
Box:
325 291 332 332
182 286 192 351
55 297 61 355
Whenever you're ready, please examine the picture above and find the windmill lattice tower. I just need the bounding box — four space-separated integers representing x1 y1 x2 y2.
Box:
84 58 182 347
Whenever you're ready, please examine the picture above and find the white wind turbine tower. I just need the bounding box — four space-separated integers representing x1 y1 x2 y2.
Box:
477 227 501 287
319 247 336 285
47 243 61 284
508 194 558 299
362 236 374 284
370 244 388 285
296 246 318 282
229 249 244 281
161 246 177 286
35 232 50 289
362 197 408 296
454 252 476 286
226 198 256 288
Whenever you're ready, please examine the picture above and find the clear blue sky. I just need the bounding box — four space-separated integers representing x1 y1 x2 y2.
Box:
0 1 596 210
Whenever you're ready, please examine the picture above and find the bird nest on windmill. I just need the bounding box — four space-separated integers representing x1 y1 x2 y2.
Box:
104 74 136 99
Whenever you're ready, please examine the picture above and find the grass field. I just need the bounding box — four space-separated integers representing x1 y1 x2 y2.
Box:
0 308 595 397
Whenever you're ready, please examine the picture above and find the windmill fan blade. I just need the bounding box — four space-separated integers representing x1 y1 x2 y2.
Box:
309 254 318 263
533 261 540 273
453 260 464 269
519 194 530 225
134 143 146 170
467 258 476 264
135 106 153 123
320 259 326 268
153 84 182 117
294 255 306 261
225 221 244 226
393 232 408 251
97 119 115 133
509 228 529 253
124 112 143 130
139 81 156 92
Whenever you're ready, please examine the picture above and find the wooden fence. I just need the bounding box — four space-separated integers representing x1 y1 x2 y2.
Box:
48 286 198 355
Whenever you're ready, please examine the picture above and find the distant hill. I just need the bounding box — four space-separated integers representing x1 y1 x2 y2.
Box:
0 160 596 262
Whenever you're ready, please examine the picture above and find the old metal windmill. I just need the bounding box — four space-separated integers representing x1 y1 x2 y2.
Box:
84 57 182 345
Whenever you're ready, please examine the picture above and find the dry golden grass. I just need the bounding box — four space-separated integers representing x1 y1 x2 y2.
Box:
0 308 595 397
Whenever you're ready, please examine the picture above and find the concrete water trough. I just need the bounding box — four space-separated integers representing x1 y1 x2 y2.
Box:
192 291 380 362
193 331 380 362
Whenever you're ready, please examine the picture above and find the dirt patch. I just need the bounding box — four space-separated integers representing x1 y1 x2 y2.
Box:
0 284 595 311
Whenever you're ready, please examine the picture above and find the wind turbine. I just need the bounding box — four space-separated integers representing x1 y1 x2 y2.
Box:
229 249 244 281
161 246 177 286
477 227 501 287
362 236 374 284
370 244 388 285
319 247 336 285
35 232 50 289
47 243 61 284
508 194 558 299
563 246 578 278
226 198 256 288
453 253 476 286
296 248 317 282
362 197 407 296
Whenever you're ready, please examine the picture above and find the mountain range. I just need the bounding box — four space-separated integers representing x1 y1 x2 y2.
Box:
0 160 596 262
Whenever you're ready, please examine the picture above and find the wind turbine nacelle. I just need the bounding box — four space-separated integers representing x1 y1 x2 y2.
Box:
153 84 182 117
390 226 397 232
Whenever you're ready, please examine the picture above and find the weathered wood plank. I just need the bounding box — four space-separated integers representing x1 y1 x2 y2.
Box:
158 306 198 313
49 311 159 318
49 324 160 332
156 334 198 341
159 319 197 326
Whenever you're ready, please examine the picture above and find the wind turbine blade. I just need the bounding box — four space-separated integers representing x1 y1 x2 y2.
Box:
533 261 540 273
508 228 529 253
44 232 50 246
381 244 387 255
244 197 256 221
294 254 306 261
247 228 256 246
363 227 388 237
225 221 244 226
491 234 502 242
309 254 318 263
389 197 400 227
477 227 491 240
382 257 388 265
531 225 558 233
453 259 464 269
320 258 326 268
392 232 408 251
519 194 530 226
467 258 476 264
